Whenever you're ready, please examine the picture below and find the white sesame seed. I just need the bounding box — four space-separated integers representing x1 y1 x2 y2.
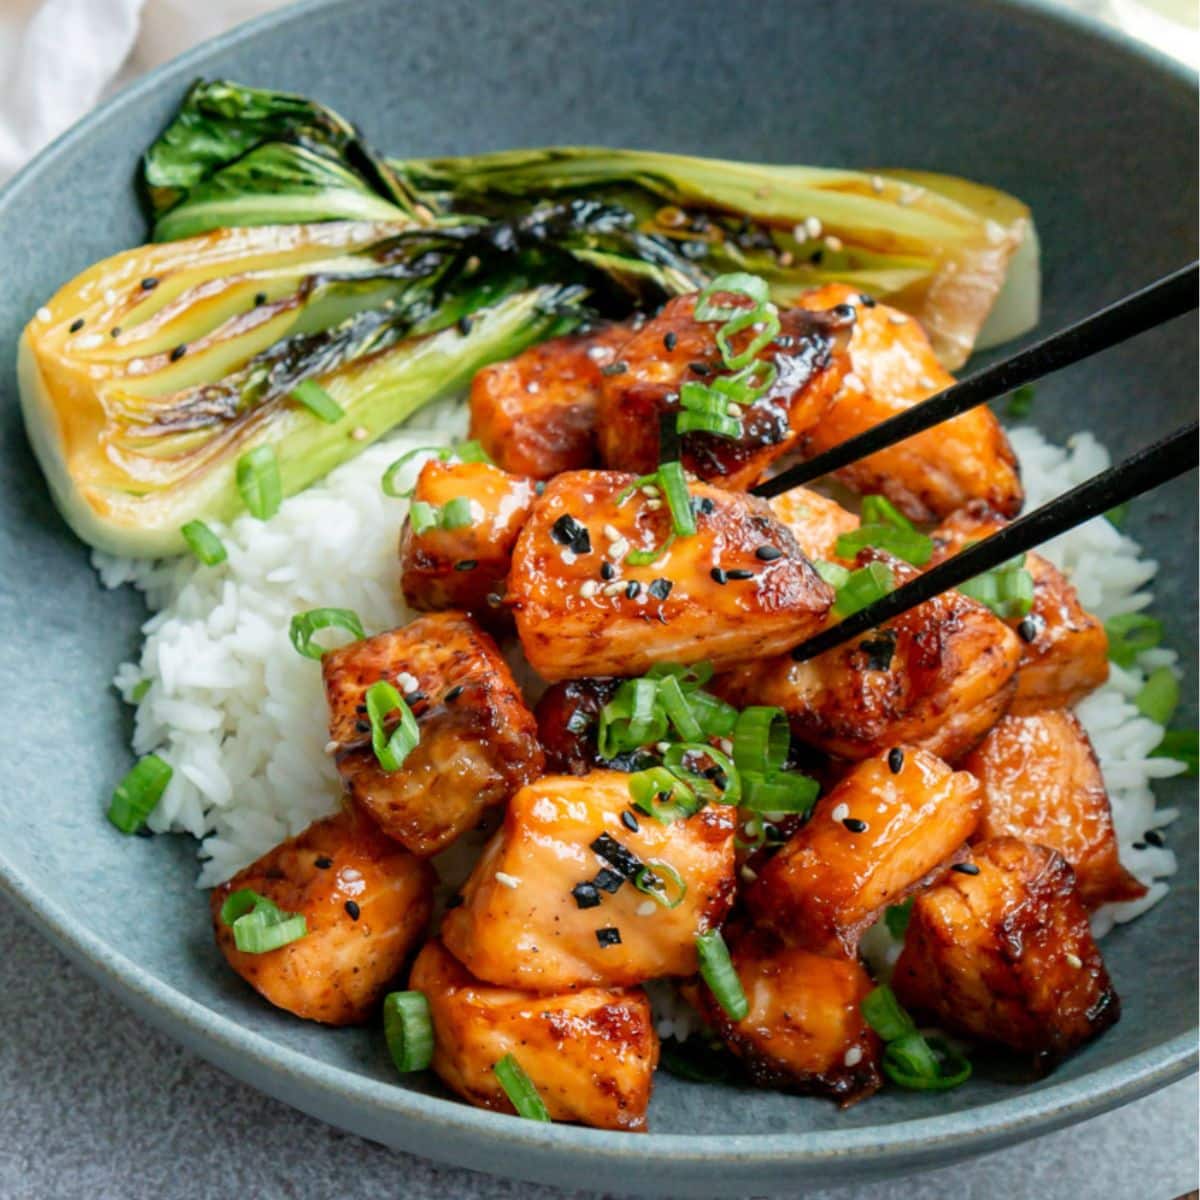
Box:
870 174 885 193
580 580 599 598
844 1046 864 1067
727 402 741 417
645 499 663 511
824 235 844 252
396 672 419 693
898 183 925 206
888 313 908 326
655 742 671 754
984 219 1007 245
641 484 660 497
526 381 540 394
75 333 102 349
843 372 864 391
718 738 733 755
104 288 118 305
609 537 630 560
603 523 622 541
1065 952 1083 969
561 548 577 565
127 358 146 375
804 215 823 240
36 307 51 322
494 872 522 889
831 802 850 823
919 376 937 390
586 345 610 362
740 865 758 883
351 426 369 441
636 900 657 917
324 740 339 755
603 581 624 597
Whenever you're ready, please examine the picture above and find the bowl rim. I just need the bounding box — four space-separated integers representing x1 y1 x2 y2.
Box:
0 0 1196 1178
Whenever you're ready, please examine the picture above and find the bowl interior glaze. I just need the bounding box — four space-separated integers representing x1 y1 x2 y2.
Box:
0 1 1194 1194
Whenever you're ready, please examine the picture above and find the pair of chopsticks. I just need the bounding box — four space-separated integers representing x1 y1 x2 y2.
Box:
749 262 1199 661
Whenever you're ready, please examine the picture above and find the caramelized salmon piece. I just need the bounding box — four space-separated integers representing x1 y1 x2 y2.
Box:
794 284 1022 521
322 612 543 856
929 503 1109 713
714 551 1021 762
685 928 881 1105
961 710 1145 908
411 939 658 1131
508 469 833 681
211 809 434 1025
595 292 851 489
768 486 860 562
441 770 736 990
468 321 635 477
399 458 536 618
893 837 1120 1064
535 676 625 774
746 748 981 955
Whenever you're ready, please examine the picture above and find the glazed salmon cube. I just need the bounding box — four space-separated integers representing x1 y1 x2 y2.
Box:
794 284 1022 521
746 747 981 955
595 292 851 490
768 486 860 562
410 939 658 1131
211 809 434 1025
961 710 1145 908
508 469 834 681
685 928 882 1105
399 458 536 618
534 676 625 775
892 837 1120 1064
441 770 737 990
929 503 1109 713
322 612 543 856
468 321 635 477
714 550 1022 763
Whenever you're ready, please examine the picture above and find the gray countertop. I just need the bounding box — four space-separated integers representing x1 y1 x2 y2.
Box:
1 898 1195 1200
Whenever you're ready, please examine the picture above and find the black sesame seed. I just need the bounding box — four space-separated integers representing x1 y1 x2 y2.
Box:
600 360 629 377
1017 615 1043 643
648 578 673 600
534 481 546 496
591 833 643 879
110 327 121 338
831 303 857 322
355 704 367 714
887 747 905 774
621 810 640 833
710 567 728 584
809 249 824 265
663 331 678 351
571 881 601 909
593 868 624 894
860 632 897 671
406 690 427 704
344 900 361 920
726 568 755 581
454 559 478 572
314 856 333 869
169 344 187 362
695 497 716 516
550 513 591 555
1131 841 1148 850
253 291 268 306
625 580 642 599
755 545 784 561
859 293 877 308
354 719 370 733
952 863 981 875
457 313 474 336
140 277 159 290
444 685 464 703
1145 829 1165 847
688 360 713 376
600 561 616 581
68 318 84 333
595 927 622 948
842 817 868 833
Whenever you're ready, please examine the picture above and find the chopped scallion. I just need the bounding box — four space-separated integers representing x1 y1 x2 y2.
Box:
833 561 895 617
885 898 914 940
1104 612 1163 668
289 607 366 659
957 554 1034 618
180 519 227 565
695 929 749 1021
1005 384 1035 420
860 985 916 1042
629 766 699 823
290 378 345 424
494 1053 551 1122
107 754 172 833
662 742 741 807
657 460 697 537
633 860 688 909
235 444 283 520
732 706 791 775
1135 666 1179 726
383 990 435 1072
739 769 819 814
219 888 307 954
835 524 933 566
883 1033 972 1091
365 680 420 771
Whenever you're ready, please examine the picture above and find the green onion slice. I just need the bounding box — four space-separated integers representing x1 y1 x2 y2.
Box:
885 898 914 940
626 533 676 566
657 460 697 537
381 440 493 498
732 706 791 775
290 378 345 424
289 607 366 659
814 559 850 589
409 500 440 534
695 929 749 1022
180 519 227 565
633 860 688 909
676 408 743 439
860 494 916 531
365 680 420 771
646 661 714 690
662 742 741 807
439 496 475 530
883 1033 972 1091
694 272 772 322
739 769 819 814
107 754 172 834
1136 666 1180 726
383 990 435 1073
1105 612 1163 668
1005 383 1035 420
957 554 1034 619
861 985 917 1042
494 1053 551 1122
685 689 739 737
220 888 307 954
236 444 283 521
833 561 895 617
835 524 933 567
598 680 668 759
1151 729 1198 775
717 302 781 370
658 674 703 741
629 766 699 823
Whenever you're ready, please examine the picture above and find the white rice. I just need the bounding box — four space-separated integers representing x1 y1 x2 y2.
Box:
94 416 1185 958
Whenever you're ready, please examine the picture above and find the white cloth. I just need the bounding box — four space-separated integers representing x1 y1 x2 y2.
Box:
0 0 294 184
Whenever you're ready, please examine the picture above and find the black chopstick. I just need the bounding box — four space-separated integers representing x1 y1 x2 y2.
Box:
788 421 1198 662
753 261 1198 500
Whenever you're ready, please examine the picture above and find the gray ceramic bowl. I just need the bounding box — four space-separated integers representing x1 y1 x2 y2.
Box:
0 0 1195 1194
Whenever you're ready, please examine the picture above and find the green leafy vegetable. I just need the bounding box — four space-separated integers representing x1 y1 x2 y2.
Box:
1005 384 1035 420
1151 730 1198 775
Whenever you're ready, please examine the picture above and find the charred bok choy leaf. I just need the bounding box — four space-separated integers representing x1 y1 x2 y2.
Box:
18 213 612 556
142 82 1037 369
